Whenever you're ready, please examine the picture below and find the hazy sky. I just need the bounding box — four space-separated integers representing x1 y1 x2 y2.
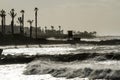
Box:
0 0 120 35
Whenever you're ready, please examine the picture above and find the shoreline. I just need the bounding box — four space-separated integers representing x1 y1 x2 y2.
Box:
0 39 120 46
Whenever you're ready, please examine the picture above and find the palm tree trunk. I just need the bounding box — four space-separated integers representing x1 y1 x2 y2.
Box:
20 23 22 34
35 11 37 39
30 26 32 38
11 18 14 35
1 17 4 34
22 14 24 34
3 16 6 34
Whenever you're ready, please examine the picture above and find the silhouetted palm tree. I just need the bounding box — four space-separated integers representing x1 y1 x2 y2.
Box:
17 17 23 34
92 31 97 36
58 26 61 31
51 26 54 31
34 7 38 39
20 10 25 34
58 26 61 34
45 26 47 33
9 9 17 35
0 9 6 34
27 20 34 38
3 10 6 34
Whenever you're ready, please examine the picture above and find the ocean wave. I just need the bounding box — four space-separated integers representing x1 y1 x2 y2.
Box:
24 60 120 79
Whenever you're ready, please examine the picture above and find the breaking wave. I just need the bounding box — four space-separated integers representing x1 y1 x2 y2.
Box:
24 59 120 79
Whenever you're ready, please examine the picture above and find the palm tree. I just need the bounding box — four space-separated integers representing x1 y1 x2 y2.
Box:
9 9 17 35
34 7 38 39
51 26 54 31
92 31 97 37
27 20 34 38
3 10 6 34
0 10 4 33
0 9 6 34
58 26 61 31
20 10 25 34
58 26 61 34
45 26 47 33
17 17 23 34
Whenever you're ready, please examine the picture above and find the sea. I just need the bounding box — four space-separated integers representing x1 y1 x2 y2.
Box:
0 36 120 80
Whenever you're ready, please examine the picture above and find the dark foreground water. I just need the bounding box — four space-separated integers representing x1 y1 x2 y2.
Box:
0 44 120 80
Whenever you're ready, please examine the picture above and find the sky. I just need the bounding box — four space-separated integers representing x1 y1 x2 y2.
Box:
0 0 120 36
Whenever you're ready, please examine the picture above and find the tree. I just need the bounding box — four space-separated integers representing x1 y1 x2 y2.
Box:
20 10 25 34
83 31 89 37
34 7 38 39
9 9 17 35
3 10 6 34
58 26 61 31
27 20 34 38
92 31 97 37
0 9 6 34
51 26 54 31
17 17 23 34
45 26 47 33
58 26 61 34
